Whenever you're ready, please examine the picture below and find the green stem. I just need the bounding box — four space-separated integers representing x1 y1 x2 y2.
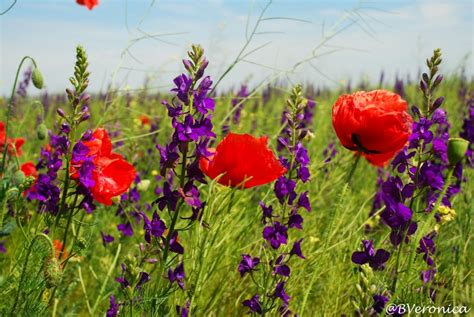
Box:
91 243 122 315
10 233 53 316
1 56 38 174
59 193 79 259
346 151 362 184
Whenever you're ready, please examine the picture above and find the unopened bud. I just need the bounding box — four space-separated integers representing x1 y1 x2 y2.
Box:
32 68 44 89
13 170 26 185
447 138 469 165
44 257 62 288
419 80 428 94
57 108 66 118
431 97 444 111
37 123 48 140
433 74 443 87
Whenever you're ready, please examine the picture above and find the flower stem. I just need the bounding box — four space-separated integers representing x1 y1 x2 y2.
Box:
1 56 37 174
10 233 53 316
346 151 362 184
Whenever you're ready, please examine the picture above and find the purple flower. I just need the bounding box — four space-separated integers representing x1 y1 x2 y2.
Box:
162 100 182 118
273 281 290 305
381 203 413 229
72 142 90 162
417 162 444 191
259 201 273 224
417 234 436 266
421 268 436 284
168 262 185 289
290 239 305 259
117 222 134 237
274 177 297 205
167 231 184 254
154 182 179 212
323 142 337 164
238 254 260 277
136 271 150 289
142 212 166 243
263 222 288 249
172 74 193 104
351 240 390 270
409 117 433 148
0 241 6 253
156 145 179 176
295 143 309 166
288 212 303 229
389 222 418 246
297 166 310 182
273 256 291 277
297 191 311 212
176 301 190 317
242 294 262 314
77 159 95 189
180 182 202 209
106 295 119 317
372 294 389 314
101 232 115 245
391 147 415 173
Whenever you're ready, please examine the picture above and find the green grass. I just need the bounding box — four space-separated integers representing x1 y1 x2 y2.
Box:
0 72 473 316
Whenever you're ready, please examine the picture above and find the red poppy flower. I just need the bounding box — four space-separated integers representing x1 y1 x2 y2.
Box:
0 121 25 157
20 161 38 197
76 0 99 10
21 162 38 179
139 115 151 126
53 239 69 261
73 128 136 205
199 133 286 188
332 90 413 166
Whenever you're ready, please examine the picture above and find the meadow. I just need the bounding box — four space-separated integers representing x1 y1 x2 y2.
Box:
1 2 474 317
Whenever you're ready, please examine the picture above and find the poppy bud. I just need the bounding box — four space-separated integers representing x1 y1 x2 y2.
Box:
447 138 469 165
13 170 26 185
44 257 62 288
37 123 48 140
431 97 444 111
32 68 44 89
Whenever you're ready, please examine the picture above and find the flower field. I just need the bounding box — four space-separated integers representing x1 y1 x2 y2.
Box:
1 1 473 316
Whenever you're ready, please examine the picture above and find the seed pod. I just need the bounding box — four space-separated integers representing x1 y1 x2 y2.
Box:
13 170 26 184
32 68 44 89
37 123 48 140
447 138 469 165
44 257 62 288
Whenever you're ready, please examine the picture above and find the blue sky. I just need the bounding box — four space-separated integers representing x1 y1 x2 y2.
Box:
0 0 472 95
